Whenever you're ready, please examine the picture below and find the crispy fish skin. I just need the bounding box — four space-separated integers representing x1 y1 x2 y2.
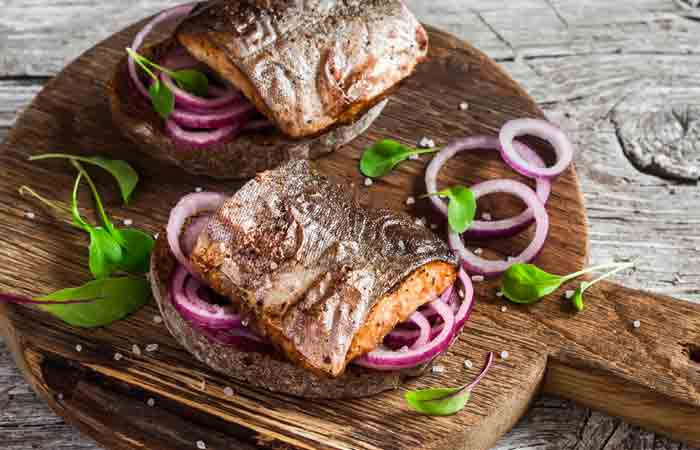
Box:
191 160 456 377
176 0 429 138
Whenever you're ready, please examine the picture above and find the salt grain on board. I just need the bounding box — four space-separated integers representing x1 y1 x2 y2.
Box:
146 344 159 352
147 398 155 407
114 352 123 361
459 102 469 110
196 440 207 449
123 219 133 226
132 344 141 356
432 365 446 373
500 351 510 360
471 275 485 282
364 177 373 187
464 359 473 369
224 387 234 397
153 315 163 324
474 248 483 255
25 212 36 219
75 344 82 352
418 136 435 148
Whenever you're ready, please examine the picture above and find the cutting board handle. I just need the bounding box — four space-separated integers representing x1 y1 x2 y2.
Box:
542 280 700 443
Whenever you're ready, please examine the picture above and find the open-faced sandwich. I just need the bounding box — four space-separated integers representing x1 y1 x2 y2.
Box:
150 160 476 398
109 0 429 179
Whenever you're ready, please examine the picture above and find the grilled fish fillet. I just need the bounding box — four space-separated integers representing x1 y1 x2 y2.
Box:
176 0 429 138
190 160 456 377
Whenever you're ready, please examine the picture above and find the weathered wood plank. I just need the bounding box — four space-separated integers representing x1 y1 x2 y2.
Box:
1 0 699 449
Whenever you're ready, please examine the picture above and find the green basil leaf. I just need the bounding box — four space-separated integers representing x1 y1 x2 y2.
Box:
117 228 155 274
405 387 471 416
360 140 412 178
173 69 209 97
29 154 139 204
149 80 175 120
36 277 150 328
444 186 476 234
89 228 123 279
501 263 563 304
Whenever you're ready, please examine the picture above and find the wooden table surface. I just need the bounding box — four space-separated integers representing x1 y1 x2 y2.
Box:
1 0 699 449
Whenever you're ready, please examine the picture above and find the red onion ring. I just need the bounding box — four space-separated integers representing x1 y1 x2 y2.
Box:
449 179 549 277
171 265 241 330
166 191 226 276
353 298 455 370
500 118 575 180
166 119 241 149
425 135 551 238
408 311 431 349
170 101 255 130
128 3 196 98
181 215 210 257
454 267 475 331
161 72 242 112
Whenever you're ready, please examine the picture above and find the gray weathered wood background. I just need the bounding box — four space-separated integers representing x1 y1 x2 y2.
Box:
1 0 699 448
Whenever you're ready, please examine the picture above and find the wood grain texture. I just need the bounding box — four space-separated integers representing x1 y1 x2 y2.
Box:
2 0 700 449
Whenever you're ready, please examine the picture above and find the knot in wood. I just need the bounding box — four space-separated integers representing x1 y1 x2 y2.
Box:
614 101 700 182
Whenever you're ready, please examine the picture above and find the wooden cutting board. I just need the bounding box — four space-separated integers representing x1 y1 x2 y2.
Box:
0 17 699 450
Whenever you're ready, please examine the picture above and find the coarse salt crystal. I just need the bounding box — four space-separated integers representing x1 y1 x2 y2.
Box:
496 291 504 297
474 248 483 255
153 315 163 324
406 196 415 205
564 290 575 299
459 102 469 111
147 398 155 407
458 290 465 298
418 137 435 148
57 393 64 400
196 440 207 449
146 344 159 352
481 212 492 221
123 219 133 226
75 344 83 352
224 387 234 397
415 218 426 227
154 232 160 240
242 318 249 327
500 306 508 313
132 344 141 356
471 275 485 282
114 352 123 361
408 154 420 161
500 350 510 360
364 177 373 187
464 359 473 369
633 320 641 329
195 187 203 193
25 212 36 219
432 365 446 373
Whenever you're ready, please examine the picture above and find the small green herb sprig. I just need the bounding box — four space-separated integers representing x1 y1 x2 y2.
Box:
360 139 440 178
500 260 637 310
405 352 494 416
10 153 154 327
360 140 476 234
126 47 209 119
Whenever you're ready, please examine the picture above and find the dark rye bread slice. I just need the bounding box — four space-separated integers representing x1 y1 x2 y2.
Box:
149 232 434 399
107 40 387 180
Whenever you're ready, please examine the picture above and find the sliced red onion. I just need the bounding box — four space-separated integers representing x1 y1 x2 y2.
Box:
171 265 241 330
166 119 240 149
161 50 208 72
449 179 549 277
203 326 269 346
408 311 431 349
181 215 210 257
455 267 475 331
500 118 575 180
166 191 226 275
161 72 241 112
353 298 455 370
466 352 494 391
170 101 255 130
128 3 196 98
425 135 551 238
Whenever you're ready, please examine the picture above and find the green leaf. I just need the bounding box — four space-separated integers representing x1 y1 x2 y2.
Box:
29 154 139 204
360 140 438 178
173 69 209 97
442 186 476 234
571 286 585 311
405 387 471 416
88 228 123 279
70 172 92 231
501 263 563 304
36 277 150 328
149 80 175 120
117 228 155 274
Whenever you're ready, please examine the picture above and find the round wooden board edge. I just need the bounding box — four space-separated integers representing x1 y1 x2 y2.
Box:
0 19 590 450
